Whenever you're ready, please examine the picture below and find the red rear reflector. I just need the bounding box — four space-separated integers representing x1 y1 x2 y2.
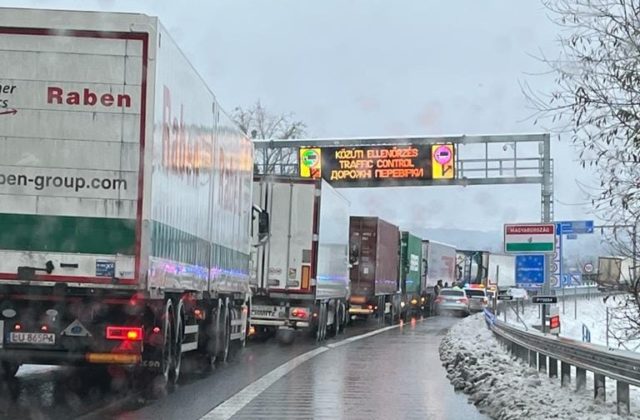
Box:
106 326 143 341
40 325 49 332
152 326 161 334
14 323 21 331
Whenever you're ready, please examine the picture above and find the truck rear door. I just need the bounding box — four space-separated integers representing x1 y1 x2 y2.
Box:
251 179 315 294
0 26 147 287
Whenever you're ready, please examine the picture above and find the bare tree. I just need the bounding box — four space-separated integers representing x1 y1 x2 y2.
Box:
525 0 640 346
232 101 306 175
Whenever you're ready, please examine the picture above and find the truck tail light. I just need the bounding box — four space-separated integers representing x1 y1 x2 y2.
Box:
106 326 143 341
291 308 308 319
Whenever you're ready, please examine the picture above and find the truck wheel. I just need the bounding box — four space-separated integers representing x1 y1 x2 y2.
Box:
0 362 19 380
329 304 340 337
170 300 185 385
216 303 230 364
315 303 326 342
142 300 174 398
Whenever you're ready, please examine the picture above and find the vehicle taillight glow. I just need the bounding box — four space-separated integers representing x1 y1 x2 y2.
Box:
291 308 308 319
410 298 418 305
13 323 21 331
152 326 161 334
106 326 143 341
40 325 49 332
194 308 205 320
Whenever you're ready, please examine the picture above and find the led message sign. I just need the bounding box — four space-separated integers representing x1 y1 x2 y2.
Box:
299 144 455 187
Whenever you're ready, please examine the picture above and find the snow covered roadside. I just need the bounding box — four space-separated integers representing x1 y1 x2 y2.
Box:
501 294 626 347
439 314 637 420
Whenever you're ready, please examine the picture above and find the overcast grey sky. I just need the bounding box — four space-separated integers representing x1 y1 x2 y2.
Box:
3 0 597 236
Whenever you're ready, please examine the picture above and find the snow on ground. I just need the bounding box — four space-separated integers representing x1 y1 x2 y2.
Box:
501 294 632 348
501 294 640 410
439 314 637 420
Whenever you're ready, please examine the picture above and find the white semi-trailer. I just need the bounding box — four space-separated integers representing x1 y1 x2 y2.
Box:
421 240 457 314
250 176 350 344
0 8 261 392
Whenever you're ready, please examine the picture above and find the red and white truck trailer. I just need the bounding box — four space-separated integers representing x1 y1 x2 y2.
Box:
250 176 350 344
0 8 262 391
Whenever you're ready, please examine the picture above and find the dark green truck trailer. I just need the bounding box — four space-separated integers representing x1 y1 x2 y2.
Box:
400 231 424 319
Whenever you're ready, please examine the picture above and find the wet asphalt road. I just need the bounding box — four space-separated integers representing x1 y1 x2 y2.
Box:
0 316 485 420
231 316 487 420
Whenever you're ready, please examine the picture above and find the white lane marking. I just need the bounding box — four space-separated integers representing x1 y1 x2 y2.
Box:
200 322 405 420
325 324 399 349
200 347 328 420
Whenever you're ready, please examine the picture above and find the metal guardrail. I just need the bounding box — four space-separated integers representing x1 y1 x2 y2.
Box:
484 308 640 415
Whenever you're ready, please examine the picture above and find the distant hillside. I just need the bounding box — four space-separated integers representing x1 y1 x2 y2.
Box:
417 228 502 251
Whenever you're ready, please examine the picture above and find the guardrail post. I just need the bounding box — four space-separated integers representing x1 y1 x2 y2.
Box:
529 349 537 369
575 367 586 391
538 353 547 373
548 357 558 378
594 373 606 402
561 362 571 387
519 345 527 362
617 381 630 415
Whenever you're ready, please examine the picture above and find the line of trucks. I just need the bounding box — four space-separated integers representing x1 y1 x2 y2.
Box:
0 8 518 394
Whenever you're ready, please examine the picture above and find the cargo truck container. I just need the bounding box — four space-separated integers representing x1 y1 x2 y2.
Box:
349 217 401 322
456 250 490 286
0 8 263 392
250 176 350 344
596 256 632 291
421 240 457 315
400 231 423 319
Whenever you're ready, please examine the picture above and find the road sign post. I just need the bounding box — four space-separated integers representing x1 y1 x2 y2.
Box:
505 223 556 332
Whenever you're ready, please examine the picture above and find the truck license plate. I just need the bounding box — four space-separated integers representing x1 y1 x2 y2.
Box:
9 332 56 345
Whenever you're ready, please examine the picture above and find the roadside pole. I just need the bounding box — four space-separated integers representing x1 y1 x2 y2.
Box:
543 255 549 333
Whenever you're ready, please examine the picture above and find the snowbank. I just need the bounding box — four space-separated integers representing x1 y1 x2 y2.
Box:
439 314 637 420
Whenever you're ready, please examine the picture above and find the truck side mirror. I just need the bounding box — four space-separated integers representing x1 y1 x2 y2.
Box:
258 211 270 241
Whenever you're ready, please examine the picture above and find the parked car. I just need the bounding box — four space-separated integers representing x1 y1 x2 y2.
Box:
464 288 489 313
435 289 470 317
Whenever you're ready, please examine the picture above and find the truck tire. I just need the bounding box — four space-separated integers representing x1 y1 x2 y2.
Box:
0 362 19 380
141 300 174 399
335 302 344 335
170 299 185 385
216 301 230 364
315 303 326 342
